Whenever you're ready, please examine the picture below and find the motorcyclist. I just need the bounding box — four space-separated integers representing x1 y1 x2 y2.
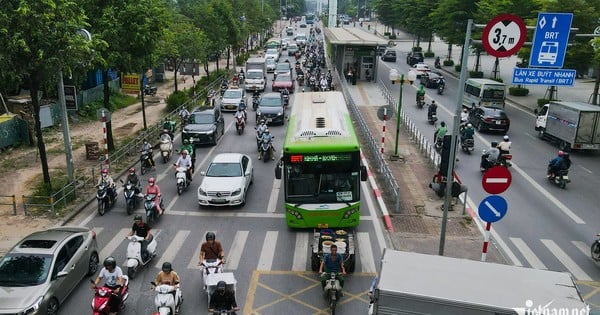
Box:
435 56 441 67
141 139 156 170
179 107 190 126
498 135 512 155
153 261 181 302
319 76 328 91
481 141 501 171
234 107 246 127
125 167 141 196
208 280 239 314
460 108 469 124
159 128 173 144
258 128 275 160
427 100 438 120
92 257 124 312
548 151 571 178
318 243 346 289
174 149 193 183
162 118 175 136
128 214 153 261
434 121 448 144
199 232 225 264
238 99 248 117
281 88 290 105
145 177 163 215
252 90 261 100
255 119 268 150
416 84 426 105
180 139 195 172
97 168 116 202
460 123 475 144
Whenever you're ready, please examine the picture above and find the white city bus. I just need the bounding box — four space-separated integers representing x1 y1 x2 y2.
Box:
462 78 506 109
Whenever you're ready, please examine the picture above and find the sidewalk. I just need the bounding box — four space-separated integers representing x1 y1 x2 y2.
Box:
346 80 505 264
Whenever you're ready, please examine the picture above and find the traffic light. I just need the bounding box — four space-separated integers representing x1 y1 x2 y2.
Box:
438 135 453 175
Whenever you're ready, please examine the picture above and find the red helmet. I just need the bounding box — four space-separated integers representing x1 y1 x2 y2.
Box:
558 150 564 157
149 177 155 184
101 168 108 175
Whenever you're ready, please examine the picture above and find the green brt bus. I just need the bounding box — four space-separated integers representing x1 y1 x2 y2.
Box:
305 13 315 24
275 91 367 228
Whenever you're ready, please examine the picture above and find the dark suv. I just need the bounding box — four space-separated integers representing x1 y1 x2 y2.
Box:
182 107 225 145
381 50 397 62
256 92 285 125
406 51 424 66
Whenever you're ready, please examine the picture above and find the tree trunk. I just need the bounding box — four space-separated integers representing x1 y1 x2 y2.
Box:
173 60 180 92
475 50 481 72
593 65 600 105
204 61 209 77
226 47 231 70
427 35 432 53
447 43 452 61
29 78 52 189
102 70 115 151
216 55 220 72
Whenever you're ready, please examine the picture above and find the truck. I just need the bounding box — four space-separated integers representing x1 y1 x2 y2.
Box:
370 249 589 315
535 101 600 151
245 57 267 92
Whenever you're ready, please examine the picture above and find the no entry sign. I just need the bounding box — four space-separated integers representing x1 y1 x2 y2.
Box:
482 166 512 194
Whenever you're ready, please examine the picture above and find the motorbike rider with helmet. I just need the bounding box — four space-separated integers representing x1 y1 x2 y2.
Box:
141 139 156 170
255 119 268 150
180 139 195 172
427 100 438 121
153 262 182 302
498 135 512 155
92 256 124 312
234 106 246 125
480 141 501 171
548 151 571 179
258 128 275 160
199 232 225 265
460 108 469 125
174 149 193 182
434 121 448 144
98 168 117 202
416 84 426 105
209 281 239 314
460 123 475 143
159 127 173 144
125 167 141 196
145 177 163 215
128 214 153 261
179 107 190 125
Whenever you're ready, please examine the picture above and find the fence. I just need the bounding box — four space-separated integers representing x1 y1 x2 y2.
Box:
18 74 228 217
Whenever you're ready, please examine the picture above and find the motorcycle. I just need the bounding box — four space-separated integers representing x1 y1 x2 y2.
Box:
259 137 274 162
140 150 153 175
434 138 443 153
120 180 140 215
480 150 512 172
200 258 224 289
252 95 260 111
90 278 130 315
126 234 157 279
150 282 182 315
220 83 228 96
461 137 475 154
297 73 305 86
320 81 329 92
591 234 600 262
322 272 342 315
437 79 445 95
417 95 425 108
144 85 157 97
547 168 570 189
427 106 438 125
160 135 173 163
235 115 245 135
96 182 116 216
175 166 189 195
434 57 441 69
255 127 266 151
282 92 290 107
144 193 164 223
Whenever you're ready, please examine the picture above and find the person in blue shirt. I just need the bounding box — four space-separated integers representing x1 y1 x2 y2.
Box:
319 244 346 289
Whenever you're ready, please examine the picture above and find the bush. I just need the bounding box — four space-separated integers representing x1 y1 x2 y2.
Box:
235 52 249 66
490 77 503 83
509 86 530 96
78 92 137 121
469 71 484 78
384 32 390 36
537 98 559 106
412 46 422 52
454 64 462 72
424 51 435 58
443 60 454 66
166 90 189 112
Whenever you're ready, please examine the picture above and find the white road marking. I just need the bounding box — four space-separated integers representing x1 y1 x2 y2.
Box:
571 240 590 256
155 230 190 269
99 228 129 262
292 232 309 271
361 181 388 255
227 230 249 271
509 237 547 269
187 235 205 270
541 239 592 281
257 231 278 271
357 232 376 273
267 178 281 213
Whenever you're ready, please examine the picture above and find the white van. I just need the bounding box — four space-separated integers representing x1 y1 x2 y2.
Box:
462 78 506 109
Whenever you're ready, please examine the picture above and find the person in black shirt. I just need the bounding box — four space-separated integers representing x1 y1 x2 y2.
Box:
209 281 239 314
127 215 152 261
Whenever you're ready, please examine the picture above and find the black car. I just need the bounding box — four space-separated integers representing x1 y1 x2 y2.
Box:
381 50 397 62
182 107 225 145
468 107 510 133
420 71 444 88
256 92 285 125
406 51 424 66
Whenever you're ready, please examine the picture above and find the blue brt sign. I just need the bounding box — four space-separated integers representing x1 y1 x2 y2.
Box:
529 12 573 68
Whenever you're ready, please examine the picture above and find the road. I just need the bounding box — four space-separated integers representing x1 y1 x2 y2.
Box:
376 54 600 282
59 28 385 315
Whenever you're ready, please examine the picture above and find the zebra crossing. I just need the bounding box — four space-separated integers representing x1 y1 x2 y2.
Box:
90 227 378 273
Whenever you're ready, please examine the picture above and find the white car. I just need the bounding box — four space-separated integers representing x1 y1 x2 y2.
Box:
281 38 289 50
220 87 245 112
411 63 431 78
197 153 254 207
265 48 280 62
265 58 277 73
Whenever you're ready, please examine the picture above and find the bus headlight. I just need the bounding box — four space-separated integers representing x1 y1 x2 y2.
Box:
343 208 358 219
287 209 303 219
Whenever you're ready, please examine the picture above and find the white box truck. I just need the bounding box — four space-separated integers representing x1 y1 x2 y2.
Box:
245 57 267 92
535 101 600 151
370 249 589 315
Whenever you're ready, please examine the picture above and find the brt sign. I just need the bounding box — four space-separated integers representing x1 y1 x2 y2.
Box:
529 12 573 68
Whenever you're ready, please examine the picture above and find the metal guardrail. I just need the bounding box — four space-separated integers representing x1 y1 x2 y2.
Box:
0 195 17 215
19 75 228 216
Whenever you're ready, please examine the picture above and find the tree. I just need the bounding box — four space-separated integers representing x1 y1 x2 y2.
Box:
82 0 168 149
0 0 93 188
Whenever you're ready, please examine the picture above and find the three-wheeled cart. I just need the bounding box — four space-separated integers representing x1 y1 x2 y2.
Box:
205 272 237 307
310 228 356 273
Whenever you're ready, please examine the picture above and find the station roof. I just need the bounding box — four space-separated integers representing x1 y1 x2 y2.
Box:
324 27 389 46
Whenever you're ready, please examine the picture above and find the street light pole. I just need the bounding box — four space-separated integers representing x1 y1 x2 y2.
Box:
389 69 416 161
57 70 74 183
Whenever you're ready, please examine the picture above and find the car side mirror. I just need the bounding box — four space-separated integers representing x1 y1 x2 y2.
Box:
360 165 368 181
534 108 539 114
275 164 282 179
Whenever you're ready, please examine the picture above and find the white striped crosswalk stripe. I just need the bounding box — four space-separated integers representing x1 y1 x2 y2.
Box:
571 241 589 256
155 230 190 269
292 232 309 271
100 228 129 262
541 239 592 281
357 232 376 273
257 231 278 270
227 230 249 271
509 237 547 270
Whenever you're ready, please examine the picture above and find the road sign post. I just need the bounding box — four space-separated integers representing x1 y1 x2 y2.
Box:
529 12 574 68
478 195 508 262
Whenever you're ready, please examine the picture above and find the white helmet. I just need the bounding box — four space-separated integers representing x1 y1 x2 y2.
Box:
467 123 472 128
503 135 509 141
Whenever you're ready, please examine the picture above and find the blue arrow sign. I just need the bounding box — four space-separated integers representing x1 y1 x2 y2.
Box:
478 195 508 223
529 12 573 68
512 68 576 86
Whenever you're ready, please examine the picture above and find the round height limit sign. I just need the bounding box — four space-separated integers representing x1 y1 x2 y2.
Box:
482 14 527 58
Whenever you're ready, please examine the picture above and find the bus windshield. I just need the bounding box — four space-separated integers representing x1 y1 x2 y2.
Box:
482 87 504 100
285 162 359 203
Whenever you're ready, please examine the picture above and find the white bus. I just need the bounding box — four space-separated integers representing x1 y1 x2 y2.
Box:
462 78 506 109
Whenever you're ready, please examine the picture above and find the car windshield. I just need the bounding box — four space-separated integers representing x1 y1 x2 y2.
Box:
246 72 262 79
266 60 275 66
276 64 290 70
206 162 242 177
266 49 278 55
0 253 52 286
289 45 298 50
260 97 282 107
189 113 213 124
223 90 242 98
296 36 306 41
486 110 508 119
275 75 291 82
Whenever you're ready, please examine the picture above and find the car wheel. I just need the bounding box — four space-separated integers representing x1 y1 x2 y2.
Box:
87 252 99 276
46 298 59 315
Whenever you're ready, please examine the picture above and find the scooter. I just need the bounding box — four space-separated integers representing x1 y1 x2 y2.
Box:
144 193 164 223
417 95 425 109
175 166 189 195
120 180 140 215
434 57 441 69
252 95 260 111
235 115 245 135
437 80 445 95
480 150 512 172
461 137 475 154
259 138 274 162
140 150 153 175
591 234 600 262
547 168 570 189
282 92 290 107
90 277 130 315
144 85 157 97
434 138 443 153
297 73 305 86
126 234 157 279
199 258 224 289
160 135 173 163
322 272 342 315
96 182 116 216
150 282 183 315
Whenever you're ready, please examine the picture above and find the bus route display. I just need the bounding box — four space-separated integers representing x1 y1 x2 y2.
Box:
290 153 352 163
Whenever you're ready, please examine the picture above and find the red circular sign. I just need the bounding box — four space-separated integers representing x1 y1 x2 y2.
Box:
482 14 526 58
482 166 512 194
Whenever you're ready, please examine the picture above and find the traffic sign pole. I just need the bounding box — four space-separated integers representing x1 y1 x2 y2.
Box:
481 222 492 262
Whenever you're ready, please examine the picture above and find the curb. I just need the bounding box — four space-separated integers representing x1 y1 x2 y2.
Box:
360 150 394 232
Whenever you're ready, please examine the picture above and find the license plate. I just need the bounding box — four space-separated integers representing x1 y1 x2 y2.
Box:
192 137 199 141
495 121 501 124
317 223 329 228
226 105 236 109
212 198 226 203
267 118 273 123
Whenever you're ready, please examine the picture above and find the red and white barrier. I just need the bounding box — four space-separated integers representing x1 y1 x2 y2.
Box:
361 151 394 232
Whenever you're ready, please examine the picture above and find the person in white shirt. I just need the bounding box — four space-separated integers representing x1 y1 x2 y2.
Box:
174 150 193 182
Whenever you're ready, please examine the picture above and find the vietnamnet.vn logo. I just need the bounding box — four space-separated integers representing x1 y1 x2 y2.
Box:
512 299 590 315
